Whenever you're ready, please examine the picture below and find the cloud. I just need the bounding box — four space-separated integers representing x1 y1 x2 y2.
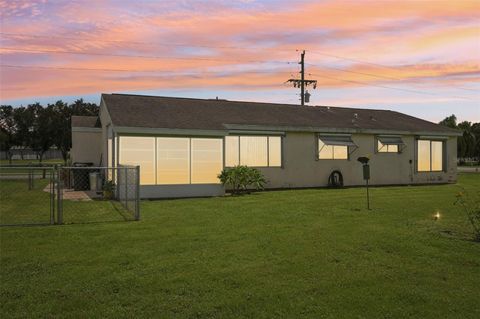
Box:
0 0 479 105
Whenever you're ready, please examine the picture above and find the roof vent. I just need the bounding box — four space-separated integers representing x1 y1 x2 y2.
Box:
353 113 358 119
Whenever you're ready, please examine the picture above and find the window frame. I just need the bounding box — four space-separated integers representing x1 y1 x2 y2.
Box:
117 134 224 185
375 136 404 154
316 134 355 160
225 135 283 168
415 138 446 173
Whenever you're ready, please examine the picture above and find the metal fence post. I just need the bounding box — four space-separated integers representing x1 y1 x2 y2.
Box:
56 166 63 224
50 167 55 225
125 166 128 209
135 165 140 221
28 168 33 190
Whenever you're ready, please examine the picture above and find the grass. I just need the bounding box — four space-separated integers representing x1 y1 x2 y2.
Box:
1 174 479 318
0 178 134 225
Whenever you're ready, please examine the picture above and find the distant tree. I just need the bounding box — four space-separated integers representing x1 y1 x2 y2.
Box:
457 121 476 159
439 114 457 128
28 103 55 162
472 123 480 159
0 105 16 163
51 99 99 163
12 105 35 159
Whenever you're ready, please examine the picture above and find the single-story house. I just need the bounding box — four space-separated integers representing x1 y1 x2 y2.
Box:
71 93 461 198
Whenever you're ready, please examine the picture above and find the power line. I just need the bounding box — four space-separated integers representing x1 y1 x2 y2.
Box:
307 51 479 93
0 32 244 49
307 63 479 93
0 64 293 75
0 47 292 64
2 32 477 92
308 72 474 101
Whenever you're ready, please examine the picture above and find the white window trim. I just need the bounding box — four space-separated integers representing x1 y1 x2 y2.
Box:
117 135 224 185
415 138 446 173
225 135 283 168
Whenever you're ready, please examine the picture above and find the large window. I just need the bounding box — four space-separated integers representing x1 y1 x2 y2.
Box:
191 139 223 184
156 137 190 184
417 139 444 172
225 135 282 167
318 135 356 160
119 136 156 184
118 136 223 185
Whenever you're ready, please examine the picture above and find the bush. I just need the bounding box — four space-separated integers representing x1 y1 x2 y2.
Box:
455 188 480 242
102 180 115 200
218 166 267 195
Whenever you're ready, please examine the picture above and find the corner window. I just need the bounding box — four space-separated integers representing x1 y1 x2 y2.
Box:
225 135 282 167
318 135 356 160
417 139 444 172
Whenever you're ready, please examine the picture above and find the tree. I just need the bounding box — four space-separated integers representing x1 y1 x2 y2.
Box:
458 121 476 159
439 114 457 128
12 106 35 159
0 105 16 163
28 103 54 162
50 99 99 163
472 123 480 160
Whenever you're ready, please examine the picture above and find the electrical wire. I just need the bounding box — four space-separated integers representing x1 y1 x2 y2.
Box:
0 47 292 64
308 72 474 101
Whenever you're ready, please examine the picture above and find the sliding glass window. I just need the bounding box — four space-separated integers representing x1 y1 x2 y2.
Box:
118 136 223 185
156 137 190 184
119 136 156 185
225 136 239 167
191 138 223 184
225 135 282 167
240 136 268 166
417 139 444 172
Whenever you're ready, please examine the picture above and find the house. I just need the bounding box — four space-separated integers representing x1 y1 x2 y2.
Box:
71 93 460 198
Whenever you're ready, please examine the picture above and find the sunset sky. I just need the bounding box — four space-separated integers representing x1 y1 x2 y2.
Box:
0 0 479 123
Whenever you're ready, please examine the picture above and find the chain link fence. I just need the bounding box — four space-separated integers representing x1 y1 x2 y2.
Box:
0 165 140 226
0 167 56 226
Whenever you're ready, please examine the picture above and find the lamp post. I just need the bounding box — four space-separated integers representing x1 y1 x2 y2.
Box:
357 156 371 210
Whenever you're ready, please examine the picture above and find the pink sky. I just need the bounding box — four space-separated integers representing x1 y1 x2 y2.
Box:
0 0 479 122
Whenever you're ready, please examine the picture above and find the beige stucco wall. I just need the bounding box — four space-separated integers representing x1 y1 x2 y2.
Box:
71 130 102 165
99 99 113 167
257 132 457 189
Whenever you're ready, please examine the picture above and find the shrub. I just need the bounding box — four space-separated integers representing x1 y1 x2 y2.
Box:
218 166 267 195
102 180 116 200
455 188 480 242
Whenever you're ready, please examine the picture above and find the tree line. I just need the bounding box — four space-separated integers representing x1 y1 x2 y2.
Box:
0 99 99 163
439 115 480 162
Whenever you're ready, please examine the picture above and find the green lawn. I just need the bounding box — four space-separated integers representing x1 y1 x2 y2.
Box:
0 179 135 225
1 175 479 318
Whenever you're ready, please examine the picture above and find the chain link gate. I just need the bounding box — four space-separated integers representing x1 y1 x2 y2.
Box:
56 166 140 224
1 165 140 226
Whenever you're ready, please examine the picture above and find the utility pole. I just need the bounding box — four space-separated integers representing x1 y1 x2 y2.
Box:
286 50 317 106
300 50 305 105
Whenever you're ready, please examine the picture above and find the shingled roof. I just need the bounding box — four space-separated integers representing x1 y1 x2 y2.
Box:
101 93 459 135
71 115 101 128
